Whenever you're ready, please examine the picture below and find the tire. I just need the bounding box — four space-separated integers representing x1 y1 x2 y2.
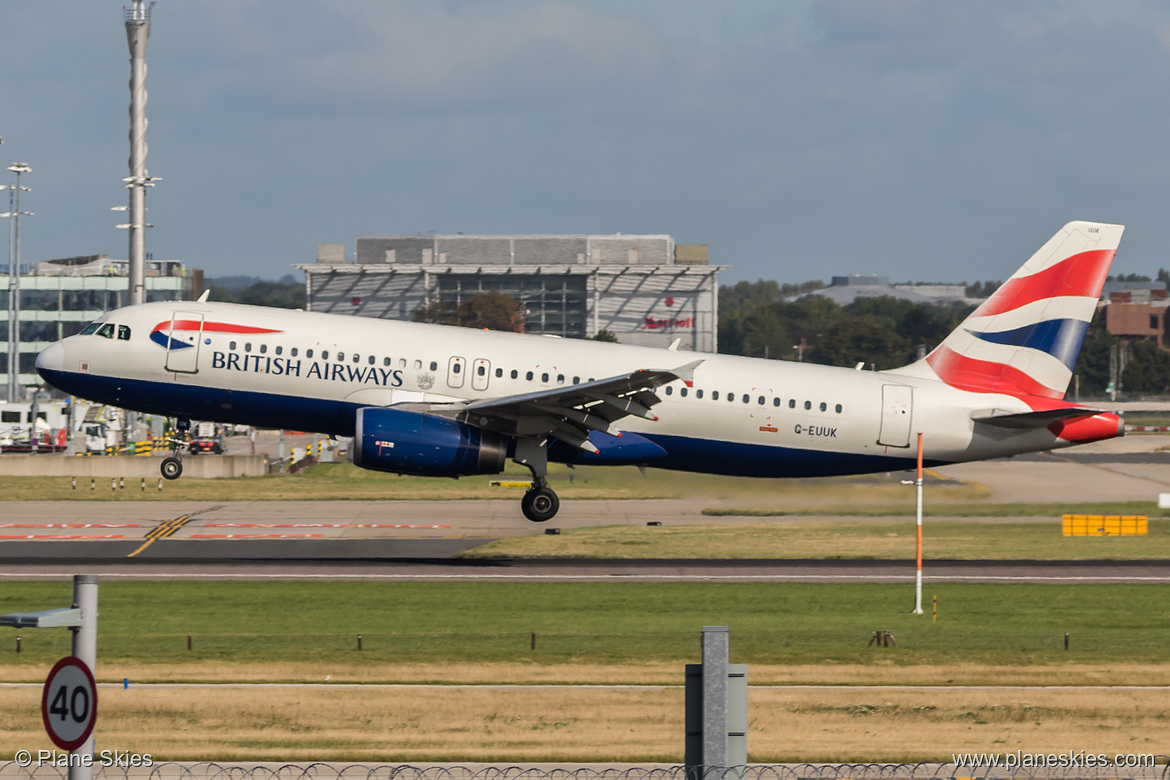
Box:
521 487 560 523
161 457 183 480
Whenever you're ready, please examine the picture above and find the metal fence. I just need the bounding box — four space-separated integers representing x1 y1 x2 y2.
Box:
2 764 1168 780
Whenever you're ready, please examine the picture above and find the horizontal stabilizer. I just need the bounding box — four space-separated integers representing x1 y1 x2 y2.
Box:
972 407 1108 429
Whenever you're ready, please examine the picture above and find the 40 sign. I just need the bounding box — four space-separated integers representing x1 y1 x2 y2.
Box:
41 657 97 751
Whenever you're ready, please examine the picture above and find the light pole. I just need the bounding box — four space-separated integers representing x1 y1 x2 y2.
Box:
2 162 32 404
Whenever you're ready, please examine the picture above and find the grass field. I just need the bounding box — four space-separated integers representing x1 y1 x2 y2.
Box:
1 580 1168 762
0 462 989 503
2 685 1165 763
464 519 1170 559
1 581 1168 680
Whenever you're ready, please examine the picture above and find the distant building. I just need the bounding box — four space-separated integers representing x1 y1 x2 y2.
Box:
1 254 201 394
797 275 977 306
1104 284 1170 349
297 234 723 352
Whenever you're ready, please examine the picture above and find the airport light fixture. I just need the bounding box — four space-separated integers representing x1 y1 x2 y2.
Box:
1 162 32 404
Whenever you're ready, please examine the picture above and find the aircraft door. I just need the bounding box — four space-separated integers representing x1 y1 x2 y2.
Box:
163 312 204 374
447 356 466 389
877 384 913 447
472 358 491 391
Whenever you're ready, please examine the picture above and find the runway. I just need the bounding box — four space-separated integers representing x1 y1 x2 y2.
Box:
1 551 1167 582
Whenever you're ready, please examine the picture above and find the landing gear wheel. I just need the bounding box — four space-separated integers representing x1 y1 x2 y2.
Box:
161 457 183 480
521 486 560 523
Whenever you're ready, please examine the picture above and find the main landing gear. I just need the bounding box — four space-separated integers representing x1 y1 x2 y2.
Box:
160 417 191 481
521 478 560 523
513 437 560 522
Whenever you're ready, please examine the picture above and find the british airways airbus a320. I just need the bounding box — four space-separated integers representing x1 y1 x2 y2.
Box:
36 221 1126 522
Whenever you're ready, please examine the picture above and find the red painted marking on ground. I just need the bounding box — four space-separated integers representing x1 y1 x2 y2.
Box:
0 534 127 540
189 533 326 539
0 523 143 528
202 523 452 529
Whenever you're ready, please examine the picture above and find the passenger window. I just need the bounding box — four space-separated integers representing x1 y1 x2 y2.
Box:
665 386 673 395
430 361 438 371
712 391 720 400
399 359 407 368
337 352 344 361
743 394 750 403
758 396 765 405
526 371 534 381
368 356 375 365
291 348 298 357
383 357 391 366
413 360 422 369
696 389 703 399
117 325 131 341
789 399 796 409
773 398 781 407
355 354 362 364
321 351 329 360
307 349 315 358
495 368 503 378
557 374 564 384
511 370 518 379
573 376 580 384
541 373 549 383
477 366 485 376
96 324 115 339
453 363 462 374
820 402 827 412
230 341 237 350
836 404 843 413
804 401 812 410
245 343 252 352
680 387 688 397
728 393 735 403
276 346 283 356
259 344 267 354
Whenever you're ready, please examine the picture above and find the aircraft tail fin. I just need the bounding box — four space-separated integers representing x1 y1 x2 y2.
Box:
906 221 1124 400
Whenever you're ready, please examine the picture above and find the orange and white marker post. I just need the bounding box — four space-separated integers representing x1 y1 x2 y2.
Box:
913 432 924 615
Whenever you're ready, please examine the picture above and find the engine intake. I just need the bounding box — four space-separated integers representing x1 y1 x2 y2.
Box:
354 407 507 477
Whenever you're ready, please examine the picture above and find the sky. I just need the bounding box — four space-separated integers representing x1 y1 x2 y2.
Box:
2 0 1170 285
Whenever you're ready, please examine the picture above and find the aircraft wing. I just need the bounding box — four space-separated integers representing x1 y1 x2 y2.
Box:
399 360 703 453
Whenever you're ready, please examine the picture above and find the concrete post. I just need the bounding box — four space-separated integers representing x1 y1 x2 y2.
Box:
701 626 729 770
69 575 98 780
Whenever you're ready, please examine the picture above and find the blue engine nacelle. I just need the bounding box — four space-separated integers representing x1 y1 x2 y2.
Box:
353 407 508 477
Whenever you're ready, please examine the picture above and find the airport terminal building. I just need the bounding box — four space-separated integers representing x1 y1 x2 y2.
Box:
0 254 200 394
297 234 724 352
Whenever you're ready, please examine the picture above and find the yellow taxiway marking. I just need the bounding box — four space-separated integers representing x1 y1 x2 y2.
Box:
127 506 222 557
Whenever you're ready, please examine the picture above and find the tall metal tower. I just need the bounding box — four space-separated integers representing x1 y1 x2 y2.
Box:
2 162 32 404
124 0 159 306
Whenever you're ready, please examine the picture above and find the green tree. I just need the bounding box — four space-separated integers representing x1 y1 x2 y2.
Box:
413 292 523 332
207 279 305 309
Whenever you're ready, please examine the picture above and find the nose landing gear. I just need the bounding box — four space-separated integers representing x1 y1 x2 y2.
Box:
160 417 191 481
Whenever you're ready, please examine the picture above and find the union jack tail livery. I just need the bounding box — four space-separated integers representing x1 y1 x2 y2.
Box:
916 221 1123 400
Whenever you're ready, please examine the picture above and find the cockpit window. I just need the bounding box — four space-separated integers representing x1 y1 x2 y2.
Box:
117 325 131 341
96 323 116 339
79 323 101 336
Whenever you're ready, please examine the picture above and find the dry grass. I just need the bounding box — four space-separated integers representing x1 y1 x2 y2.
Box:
1 684 1165 763
6 660 1170 687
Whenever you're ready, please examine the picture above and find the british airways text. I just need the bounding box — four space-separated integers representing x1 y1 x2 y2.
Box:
211 352 405 386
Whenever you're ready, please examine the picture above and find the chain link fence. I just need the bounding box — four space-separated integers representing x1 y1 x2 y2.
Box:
2 764 1168 780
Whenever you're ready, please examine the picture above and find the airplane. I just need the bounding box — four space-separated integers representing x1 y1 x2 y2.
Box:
36 220 1125 522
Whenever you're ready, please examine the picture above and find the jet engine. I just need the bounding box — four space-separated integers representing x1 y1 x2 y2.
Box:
353 407 507 477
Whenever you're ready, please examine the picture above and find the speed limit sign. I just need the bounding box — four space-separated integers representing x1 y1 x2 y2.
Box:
41 656 97 751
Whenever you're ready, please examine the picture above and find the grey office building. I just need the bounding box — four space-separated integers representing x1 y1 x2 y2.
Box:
298 234 723 352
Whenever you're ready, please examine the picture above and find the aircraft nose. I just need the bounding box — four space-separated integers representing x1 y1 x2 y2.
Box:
36 341 65 374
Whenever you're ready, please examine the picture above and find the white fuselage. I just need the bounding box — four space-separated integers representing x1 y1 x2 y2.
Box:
35 301 1106 477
